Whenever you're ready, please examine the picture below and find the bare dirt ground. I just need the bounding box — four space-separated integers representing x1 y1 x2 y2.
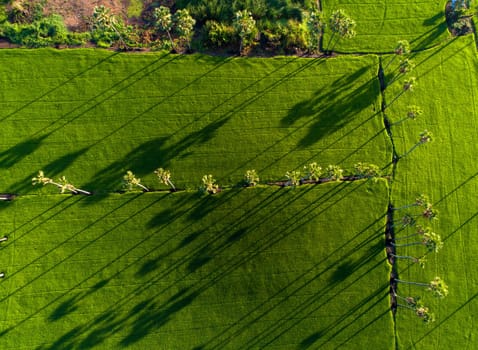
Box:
43 0 130 31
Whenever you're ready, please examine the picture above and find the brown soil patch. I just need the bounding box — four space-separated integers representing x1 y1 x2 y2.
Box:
43 0 129 32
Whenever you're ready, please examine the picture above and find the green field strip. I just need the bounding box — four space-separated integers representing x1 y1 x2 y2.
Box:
0 183 393 349
321 0 450 53
385 35 478 349
0 50 390 195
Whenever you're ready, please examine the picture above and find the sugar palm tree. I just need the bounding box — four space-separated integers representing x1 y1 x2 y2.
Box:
173 9 196 50
153 6 174 49
391 105 423 126
154 167 176 191
394 294 435 323
123 170 149 192
244 169 259 187
326 165 344 181
387 58 416 86
395 276 448 298
233 10 257 54
58 176 91 195
285 170 302 186
393 213 416 229
201 174 220 194
304 162 323 182
400 130 432 158
326 9 356 54
420 203 438 221
392 230 443 253
385 77 417 108
384 40 411 71
353 162 381 181
393 193 429 210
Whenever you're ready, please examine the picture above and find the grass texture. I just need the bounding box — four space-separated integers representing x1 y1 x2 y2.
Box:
0 50 389 195
0 183 392 349
321 0 450 53
385 35 478 349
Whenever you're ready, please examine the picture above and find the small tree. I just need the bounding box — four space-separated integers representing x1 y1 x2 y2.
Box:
385 76 417 108
326 9 356 53
326 165 344 181
401 130 432 158
394 295 435 323
393 213 416 229
153 6 174 49
395 276 449 298
58 176 91 195
201 174 220 194
123 170 149 192
154 168 176 191
304 162 323 182
387 58 416 86
285 170 302 186
233 10 257 54
392 230 443 253
173 9 196 50
384 40 411 71
353 162 381 181
32 170 90 195
244 169 259 187
391 105 423 126
393 193 429 210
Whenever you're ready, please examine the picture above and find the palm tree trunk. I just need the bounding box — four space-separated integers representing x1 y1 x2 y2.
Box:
400 142 421 158
75 188 92 195
390 117 411 127
138 183 149 192
395 279 429 287
392 203 418 210
391 241 423 247
167 179 176 191
167 30 175 51
390 254 417 260
383 55 398 72
394 233 420 241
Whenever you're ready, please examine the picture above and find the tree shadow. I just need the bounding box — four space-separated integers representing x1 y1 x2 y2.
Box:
411 11 448 50
82 117 230 195
7 146 91 194
119 290 199 347
282 66 378 147
0 134 50 169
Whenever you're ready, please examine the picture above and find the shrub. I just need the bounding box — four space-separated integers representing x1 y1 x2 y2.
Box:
204 20 236 47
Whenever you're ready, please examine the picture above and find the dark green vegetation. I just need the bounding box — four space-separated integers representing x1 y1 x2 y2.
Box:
0 184 392 349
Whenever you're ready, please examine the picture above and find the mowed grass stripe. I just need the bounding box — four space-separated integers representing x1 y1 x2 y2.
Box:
0 50 389 194
0 182 392 349
385 36 478 349
321 0 450 53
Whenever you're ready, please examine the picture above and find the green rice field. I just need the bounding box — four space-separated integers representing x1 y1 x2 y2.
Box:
0 2 477 348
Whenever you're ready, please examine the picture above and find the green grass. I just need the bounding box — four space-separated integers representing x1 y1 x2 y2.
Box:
0 182 392 349
321 0 451 53
0 49 390 195
384 35 478 349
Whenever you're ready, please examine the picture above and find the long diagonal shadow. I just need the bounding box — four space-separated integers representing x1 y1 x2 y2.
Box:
0 52 120 123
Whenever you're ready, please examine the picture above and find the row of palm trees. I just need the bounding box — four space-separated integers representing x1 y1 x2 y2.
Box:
31 162 385 196
391 194 447 323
